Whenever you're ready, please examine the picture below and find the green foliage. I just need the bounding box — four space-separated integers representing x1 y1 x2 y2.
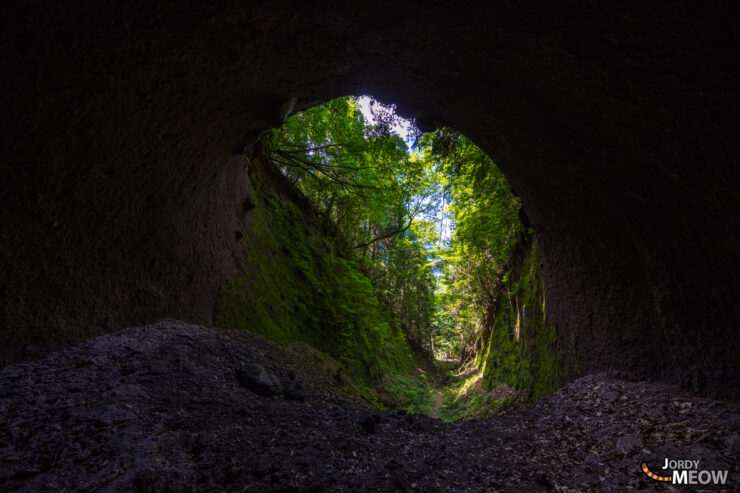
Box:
218 95 573 415
370 220 440 353
378 372 435 415
266 96 442 355
264 97 436 250
420 128 523 362
439 387 521 422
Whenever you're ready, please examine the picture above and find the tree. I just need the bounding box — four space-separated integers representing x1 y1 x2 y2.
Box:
264 98 523 362
418 128 523 361
264 96 435 250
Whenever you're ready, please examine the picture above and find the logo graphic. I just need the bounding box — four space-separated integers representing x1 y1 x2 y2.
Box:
641 459 729 486
641 462 671 482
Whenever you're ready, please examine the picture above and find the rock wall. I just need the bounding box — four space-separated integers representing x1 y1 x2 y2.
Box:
477 236 573 400
1 1 737 395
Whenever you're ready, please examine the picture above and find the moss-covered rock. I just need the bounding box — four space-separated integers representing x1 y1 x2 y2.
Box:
215 155 415 387
478 236 577 400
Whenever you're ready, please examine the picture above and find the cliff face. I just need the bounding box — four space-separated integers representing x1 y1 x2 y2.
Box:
1 1 737 396
475 236 574 401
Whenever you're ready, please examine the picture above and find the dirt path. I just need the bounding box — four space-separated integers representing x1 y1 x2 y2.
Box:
1 321 738 491
429 389 445 419
424 359 457 420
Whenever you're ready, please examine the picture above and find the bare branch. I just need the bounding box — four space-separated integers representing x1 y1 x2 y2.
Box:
352 213 417 249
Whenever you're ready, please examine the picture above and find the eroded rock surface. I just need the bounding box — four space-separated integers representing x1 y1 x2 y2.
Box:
1 321 737 491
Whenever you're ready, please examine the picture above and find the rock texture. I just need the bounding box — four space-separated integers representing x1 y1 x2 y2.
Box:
1 322 737 491
0 2 738 395
235 363 283 397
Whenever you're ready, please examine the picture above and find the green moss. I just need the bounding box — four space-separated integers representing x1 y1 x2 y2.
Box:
379 373 435 414
214 158 415 390
439 389 520 422
478 237 575 400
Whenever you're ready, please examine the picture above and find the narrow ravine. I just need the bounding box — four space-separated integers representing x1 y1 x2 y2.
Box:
228 96 567 420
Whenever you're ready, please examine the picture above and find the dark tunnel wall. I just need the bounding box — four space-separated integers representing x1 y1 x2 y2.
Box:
1 1 738 396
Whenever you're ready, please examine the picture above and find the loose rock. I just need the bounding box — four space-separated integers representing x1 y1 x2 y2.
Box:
0 321 737 491
235 363 282 397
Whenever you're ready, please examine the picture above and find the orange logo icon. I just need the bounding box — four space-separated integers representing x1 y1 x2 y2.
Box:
641 462 672 482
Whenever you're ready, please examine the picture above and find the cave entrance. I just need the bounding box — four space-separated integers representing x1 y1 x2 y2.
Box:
234 95 547 420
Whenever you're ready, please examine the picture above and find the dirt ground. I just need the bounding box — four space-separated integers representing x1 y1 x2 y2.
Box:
1 320 737 492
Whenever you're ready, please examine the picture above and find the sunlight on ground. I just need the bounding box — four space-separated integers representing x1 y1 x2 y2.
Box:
457 373 483 399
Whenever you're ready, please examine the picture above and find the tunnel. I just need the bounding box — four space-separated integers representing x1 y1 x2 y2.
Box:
1 1 738 398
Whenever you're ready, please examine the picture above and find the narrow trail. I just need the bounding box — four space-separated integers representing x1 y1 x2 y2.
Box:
429 389 445 419
423 358 457 421
1 321 738 491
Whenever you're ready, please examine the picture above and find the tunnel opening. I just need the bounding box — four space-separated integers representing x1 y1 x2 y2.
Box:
2 3 739 488
1 1 737 402
215 94 563 419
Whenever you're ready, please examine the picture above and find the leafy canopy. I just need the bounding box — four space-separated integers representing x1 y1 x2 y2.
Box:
265 96 523 359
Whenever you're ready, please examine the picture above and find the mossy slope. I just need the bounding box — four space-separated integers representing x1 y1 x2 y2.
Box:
215 155 415 387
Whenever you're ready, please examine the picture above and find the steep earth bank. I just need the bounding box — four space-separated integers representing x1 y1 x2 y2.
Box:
213 152 420 402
